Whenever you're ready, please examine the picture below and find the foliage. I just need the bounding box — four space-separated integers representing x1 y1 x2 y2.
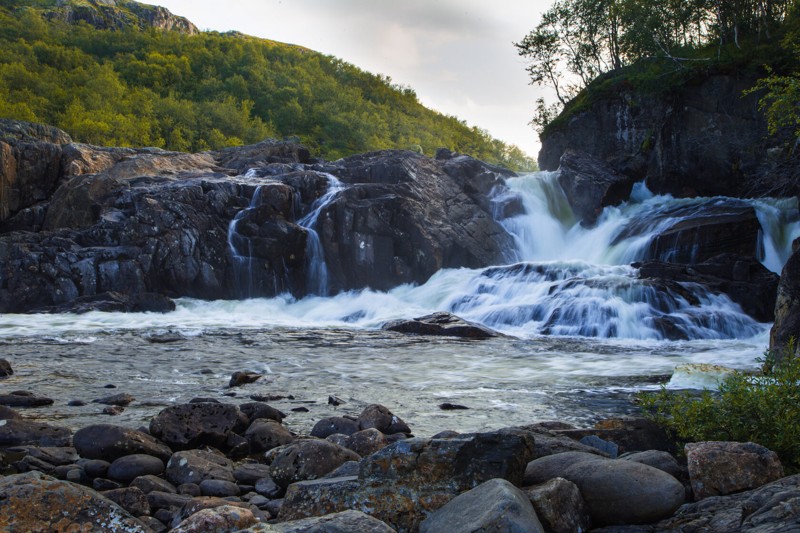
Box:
0 1 537 171
516 0 797 132
639 341 800 473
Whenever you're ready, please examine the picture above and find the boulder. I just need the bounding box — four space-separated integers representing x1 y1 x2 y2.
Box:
267 509 396 532
0 419 72 447
73 424 172 462
102 486 151 517
234 463 274 486
93 393 136 406
420 478 545 533
269 439 361 489
130 474 177 495
524 451 684 526
245 418 295 453
344 428 389 457
310 416 360 439
199 479 240 497
620 450 687 483
382 311 499 339
0 391 54 408
685 441 785 499
165 449 235 486
171 504 258 533
239 402 286 424
557 149 635 226
0 358 12 377
524 477 591 533
229 371 262 388
0 471 150 532
771 243 800 360
356 404 411 435
149 402 248 450
107 454 166 483
0 406 20 420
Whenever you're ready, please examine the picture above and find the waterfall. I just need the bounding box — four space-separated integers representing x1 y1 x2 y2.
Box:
227 171 264 298
297 174 344 296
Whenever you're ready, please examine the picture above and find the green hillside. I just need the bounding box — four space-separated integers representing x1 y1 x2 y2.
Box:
0 0 536 170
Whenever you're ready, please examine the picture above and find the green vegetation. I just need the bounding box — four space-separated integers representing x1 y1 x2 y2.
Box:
517 0 799 134
0 1 536 171
639 343 800 473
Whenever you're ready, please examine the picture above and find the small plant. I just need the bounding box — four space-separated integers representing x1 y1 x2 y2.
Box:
639 340 800 473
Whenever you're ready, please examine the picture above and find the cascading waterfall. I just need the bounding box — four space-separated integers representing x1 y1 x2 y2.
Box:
227 170 263 298
297 174 344 296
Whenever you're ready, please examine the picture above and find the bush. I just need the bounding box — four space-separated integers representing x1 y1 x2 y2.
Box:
639 343 800 473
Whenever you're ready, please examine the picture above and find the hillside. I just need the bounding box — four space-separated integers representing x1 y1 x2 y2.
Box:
0 0 536 170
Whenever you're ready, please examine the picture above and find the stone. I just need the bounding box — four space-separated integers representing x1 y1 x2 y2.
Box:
146 490 192 512
0 406 20 419
240 402 286 424
0 471 150 532
383 311 499 339
269 439 361 489
310 416 360 438
524 451 684 526
73 424 172 462
322 460 360 479
0 419 72 447
524 477 591 533
771 244 800 359
686 441 785 499
199 478 241 497
0 392 54 407
268 509 397 532
138 515 168 533
229 371 262 388
93 393 136 406
420 478 545 533
234 463 274 485
18 446 79 466
93 478 123 491
345 428 389 457
245 418 295 453
79 458 111 478
102 486 151 517
178 483 202 497
328 395 345 406
580 435 619 458
255 476 282 499
557 149 635 226
108 454 166 483
165 449 235 486
620 450 687 483
0 358 12 377
357 404 411 435
171 504 258 533
103 405 125 416
149 402 248 450
130 474 177 495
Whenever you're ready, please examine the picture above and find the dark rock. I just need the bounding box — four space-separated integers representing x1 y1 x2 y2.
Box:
310 416 360 439
0 392 54 408
557 149 635 226
322 460 360 479
0 358 12 377
771 245 800 359
130 474 177 495
93 478 123 491
245 418 294 453
138 515 167 533
0 471 150 532
225 431 250 459
165 449 234 486
103 486 151 517
0 419 72 447
291 406 309 413
524 451 684 526
344 428 389 457
438 402 469 410
514 424 610 459
73 424 172 462
233 463 273 485
268 509 396 532
238 401 285 424
147 489 192 511
620 450 687 484
269 439 361 489
420 478 545 533
0 406 20 419
170 504 258 533
79 458 111 478
177 483 202 497
580 435 619 458
68 400 87 406
147 331 186 343
103 405 125 416
229 371 262 388
430 430 460 438
34 291 176 314
149 402 248 450
525 477 592 533
14 446 78 467
199 479 240 497
327 395 345 406
12 455 56 474
107 454 166 483
93 393 135 406
356 404 411 435
686 441 784 499
250 393 293 402
255 476 282 499
383 311 498 339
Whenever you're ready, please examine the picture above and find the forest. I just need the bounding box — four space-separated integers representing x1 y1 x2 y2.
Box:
0 0 537 170
517 0 800 135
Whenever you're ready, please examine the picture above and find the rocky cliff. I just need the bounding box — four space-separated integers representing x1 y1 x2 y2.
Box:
37 0 197 34
539 73 799 199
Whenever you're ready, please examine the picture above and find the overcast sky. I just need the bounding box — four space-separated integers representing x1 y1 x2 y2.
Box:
141 0 554 158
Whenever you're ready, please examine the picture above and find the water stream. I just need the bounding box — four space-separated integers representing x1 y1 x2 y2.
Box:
3 172 800 435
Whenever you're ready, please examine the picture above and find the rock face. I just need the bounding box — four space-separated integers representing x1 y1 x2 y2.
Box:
0 120 518 313
40 0 199 34
770 243 800 359
539 74 799 198
685 441 785 499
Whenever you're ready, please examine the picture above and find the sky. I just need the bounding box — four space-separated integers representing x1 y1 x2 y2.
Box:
140 0 554 158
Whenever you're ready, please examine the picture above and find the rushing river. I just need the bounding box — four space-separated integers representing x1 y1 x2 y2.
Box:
2 172 799 436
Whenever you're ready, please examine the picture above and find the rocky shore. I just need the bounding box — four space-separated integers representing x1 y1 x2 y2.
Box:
0 357 797 532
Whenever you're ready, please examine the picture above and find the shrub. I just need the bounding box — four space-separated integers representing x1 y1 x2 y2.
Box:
639 342 800 473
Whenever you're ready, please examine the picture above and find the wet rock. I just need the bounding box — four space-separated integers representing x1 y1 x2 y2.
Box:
269 439 361 489
0 406 20 419
558 149 635 226
233 463 273 485
103 405 125 416
0 391 54 408
0 358 12 377
514 424 609 459
524 477 591 533
686 441 784 499
291 406 309 413
0 419 72 447
0 471 150 532
130 474 177 495
438 402 469 410
73 424 172 462
383 311 499 339
420 478 544 533
310 416 360 438
357 404 411 435
771 243 800 359
93 392 136 406
268 509 396 532
35 291 176 314
255 476 282 499
322 460 360 479
108 454 166 483
103 486 151 517
165 449 235 486
240 402 286 424
524 451 684 526
68 400 87 406
149 402 248 450
345 428 389 457
79 458 111 478
171 504 258 533
245 418 295 453
229 371 262 388
199 479 240 497
328 395 345 406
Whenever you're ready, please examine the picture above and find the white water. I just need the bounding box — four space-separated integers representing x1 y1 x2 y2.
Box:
297 175 345 296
